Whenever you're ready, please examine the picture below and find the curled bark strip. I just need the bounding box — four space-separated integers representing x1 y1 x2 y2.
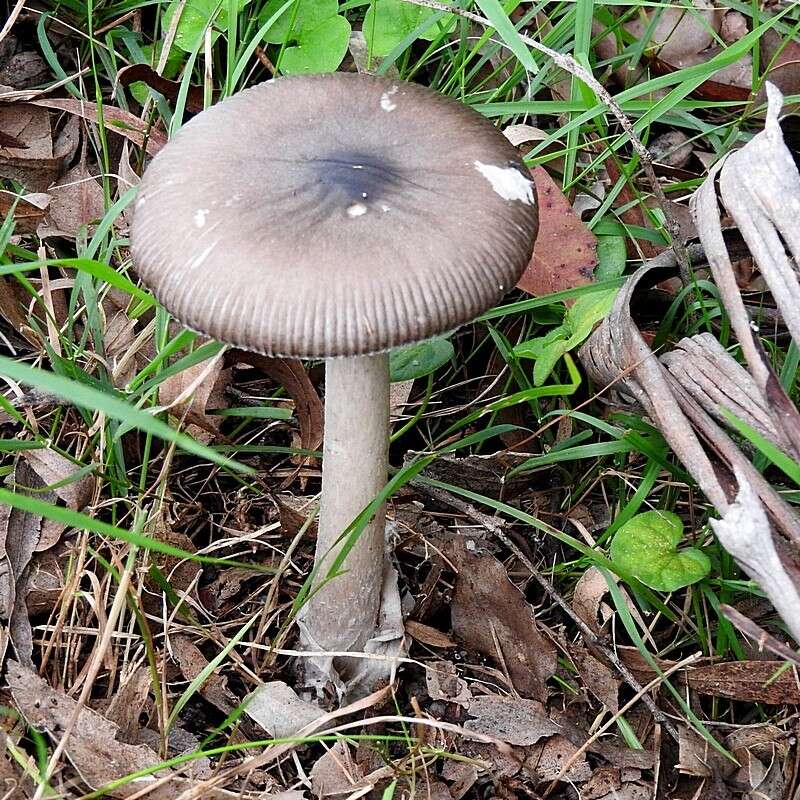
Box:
579 247 730 511
691 84 800 393
711 469 800 645
661 333 794 457
582 85 800 645
664 376 800 547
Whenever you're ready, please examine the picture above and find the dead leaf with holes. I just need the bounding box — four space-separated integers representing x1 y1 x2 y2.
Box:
449 538 557 701
515 166 597 297
158 349 230 443
464 694 559 746
170 634 238 716
425 660 471 706
6 660 248 798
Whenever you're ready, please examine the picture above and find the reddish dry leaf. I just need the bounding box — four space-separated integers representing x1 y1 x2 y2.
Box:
233 350 324 471
0 190 49 233
516 166 597 296
0 102 61 191
760 29 800 106
649 56 750 102
450 539 557 701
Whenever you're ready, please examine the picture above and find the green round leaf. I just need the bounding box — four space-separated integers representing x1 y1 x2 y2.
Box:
363 0 455 56
390 337 454 382
610 510 710 592
164 0 225 53
363 0 422 56
260 0 339 44
594 235 627 281
280 15 351 74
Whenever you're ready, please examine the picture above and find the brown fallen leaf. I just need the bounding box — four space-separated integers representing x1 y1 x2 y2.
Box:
569 644 620 713
571 565 613 635
677 726 735 780
311 741 363 799
105 666 153 744
450 539 557 701
440 759 478 800
0 50 49 90
42 159 106 238
625 2 721 65
158 348 229 443
6 660 245 798
687 661 800 705
0 189 50 233
464 694 559 746
22 447 95 551
524 735 593 783
406 619 457 650
516 166 597 296
24 97 167 156
170 634 238 715
0 101 60 191
425 660 471 706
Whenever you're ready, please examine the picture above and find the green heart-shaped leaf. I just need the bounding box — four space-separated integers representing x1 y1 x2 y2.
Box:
363 0 456 57
279 14 351 74
390 337 454 382
610 510 710 592
260 0 339 43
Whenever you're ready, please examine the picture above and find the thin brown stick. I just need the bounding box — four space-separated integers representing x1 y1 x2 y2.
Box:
399 0 692 282
411 479 680 743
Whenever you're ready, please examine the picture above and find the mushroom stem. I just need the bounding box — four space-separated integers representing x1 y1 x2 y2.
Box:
300 352 390 661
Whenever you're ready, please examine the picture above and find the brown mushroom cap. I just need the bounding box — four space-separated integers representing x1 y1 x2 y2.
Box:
131 73 538 358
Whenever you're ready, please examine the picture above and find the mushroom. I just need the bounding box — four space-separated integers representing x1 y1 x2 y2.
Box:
131 73 538 696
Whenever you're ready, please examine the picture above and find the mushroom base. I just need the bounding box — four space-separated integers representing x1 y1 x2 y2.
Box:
298 353 400 696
